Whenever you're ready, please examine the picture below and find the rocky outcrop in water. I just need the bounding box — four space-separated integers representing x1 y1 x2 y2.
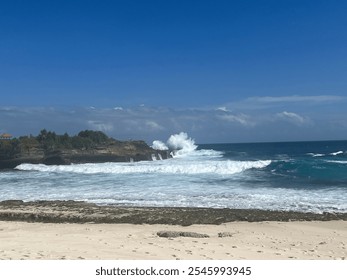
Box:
0 130 169 169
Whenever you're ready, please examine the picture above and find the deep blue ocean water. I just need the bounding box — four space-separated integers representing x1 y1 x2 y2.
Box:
1 135 346 213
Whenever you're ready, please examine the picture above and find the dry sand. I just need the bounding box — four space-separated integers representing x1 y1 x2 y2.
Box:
0 220 346 260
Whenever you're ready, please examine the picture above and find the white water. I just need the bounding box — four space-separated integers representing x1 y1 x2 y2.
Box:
151 132 197 157
16 158 271 175
307 151 345 157
325 160 347 164
307 153 325 157
330 151 344 156
1 133 347 213
16 133 270 175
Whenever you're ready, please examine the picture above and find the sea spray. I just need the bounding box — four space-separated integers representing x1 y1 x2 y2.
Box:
152 132 197 157
167 132 197 156
152 140 169 151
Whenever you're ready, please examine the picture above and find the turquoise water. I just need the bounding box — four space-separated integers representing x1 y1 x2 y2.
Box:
201 141 347 188
1 138 346 213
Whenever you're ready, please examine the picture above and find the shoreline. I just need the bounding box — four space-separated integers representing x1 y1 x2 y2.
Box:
0 200 346 225
0 200 346 260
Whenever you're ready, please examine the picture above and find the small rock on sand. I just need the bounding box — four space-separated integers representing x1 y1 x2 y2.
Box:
218 232 234 238
157 231 209 238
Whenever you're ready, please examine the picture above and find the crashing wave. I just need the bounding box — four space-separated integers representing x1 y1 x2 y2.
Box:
15 160 271 175
152 132 197 157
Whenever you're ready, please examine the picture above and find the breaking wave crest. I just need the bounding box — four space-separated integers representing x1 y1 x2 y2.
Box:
16 160 271 175
307 151 345 157
330 151 344 156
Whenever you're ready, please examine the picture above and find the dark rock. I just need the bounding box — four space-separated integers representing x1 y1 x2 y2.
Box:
218 232 234 238
157 231 209 238
0 200 24 206
157 231 181 238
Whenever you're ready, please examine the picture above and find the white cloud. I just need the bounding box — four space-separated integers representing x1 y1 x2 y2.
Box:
1 103 346 143
276 111 310 125
87 120 114 132
221 95 347 112
216 106 229 112
145 121 164 131
217 113 254 126
247 95 345 104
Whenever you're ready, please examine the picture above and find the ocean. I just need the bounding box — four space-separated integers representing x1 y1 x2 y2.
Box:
1 133 346 213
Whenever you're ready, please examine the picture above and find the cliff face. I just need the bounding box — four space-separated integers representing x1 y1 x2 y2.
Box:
0 131 170 169
42 140 170 165
0 141 170 169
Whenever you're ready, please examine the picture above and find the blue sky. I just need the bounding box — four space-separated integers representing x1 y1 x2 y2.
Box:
1 0 347 143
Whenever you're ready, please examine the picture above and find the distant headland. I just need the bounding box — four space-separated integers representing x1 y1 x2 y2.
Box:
0 130 169 169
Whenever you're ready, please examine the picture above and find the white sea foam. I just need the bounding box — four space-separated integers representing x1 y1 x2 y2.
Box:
190 149 224 158
325 160 347 164
330 151 344 156
307 153 325 157
3 169 346 213
15 159 271 175
307 151 345 157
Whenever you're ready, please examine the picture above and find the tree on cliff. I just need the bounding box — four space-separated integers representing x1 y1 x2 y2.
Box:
19 136 39 155
36 129 48 143
0 138 20 158
34 129 112 151
78 130 109 144
36 129 59 151
1 130 116 160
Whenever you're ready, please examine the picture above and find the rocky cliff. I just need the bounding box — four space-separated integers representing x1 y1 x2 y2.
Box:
0 130 169 169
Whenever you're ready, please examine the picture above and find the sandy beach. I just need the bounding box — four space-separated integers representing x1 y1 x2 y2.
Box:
0 201 346 260
0 220 346 260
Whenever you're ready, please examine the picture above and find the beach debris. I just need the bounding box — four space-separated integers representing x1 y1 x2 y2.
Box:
157 231 209 238
218 232 234 238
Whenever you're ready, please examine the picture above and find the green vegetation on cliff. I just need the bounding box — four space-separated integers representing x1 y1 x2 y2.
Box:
0 129 168 169
36 129 111 151
0 130 113 159
0 138 20 158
